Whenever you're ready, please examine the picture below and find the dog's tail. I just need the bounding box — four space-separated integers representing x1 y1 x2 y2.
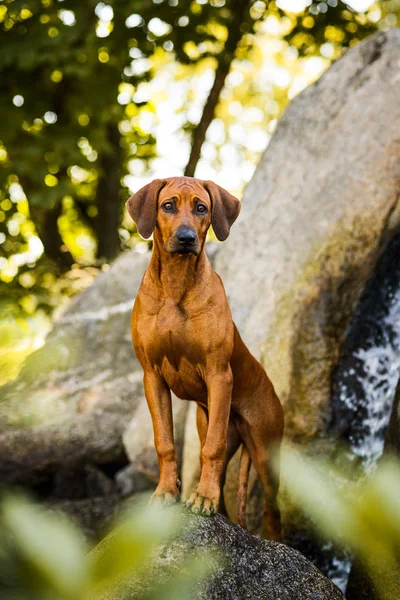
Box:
237 443 251 529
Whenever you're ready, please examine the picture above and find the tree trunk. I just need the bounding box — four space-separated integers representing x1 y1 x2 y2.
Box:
184 0 251 177
29 202 74 270
184 67 230 177
96 123 122 261
22 77 75 270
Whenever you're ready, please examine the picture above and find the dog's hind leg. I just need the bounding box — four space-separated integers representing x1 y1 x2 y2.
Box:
219 418 241 517
236 403 283 542
196 404 208 467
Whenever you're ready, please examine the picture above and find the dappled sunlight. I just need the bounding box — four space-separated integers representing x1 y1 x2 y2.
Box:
1 0 398 387
0 310 51 386
1 5 400 598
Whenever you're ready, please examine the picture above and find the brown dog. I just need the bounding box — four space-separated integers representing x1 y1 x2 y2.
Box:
126 176 284 540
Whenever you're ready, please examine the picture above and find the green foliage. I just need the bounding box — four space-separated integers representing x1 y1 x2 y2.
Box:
1 0 395 286
0 495 88 600
0 494 214 600
0 306 50 385
282 446 400 599
1 0 398 379
278 0 379 55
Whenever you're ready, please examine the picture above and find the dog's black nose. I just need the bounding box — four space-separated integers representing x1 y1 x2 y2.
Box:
176 228 196 245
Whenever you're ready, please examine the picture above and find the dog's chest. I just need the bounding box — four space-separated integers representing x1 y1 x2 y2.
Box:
149 302 207 400
154 301 195 361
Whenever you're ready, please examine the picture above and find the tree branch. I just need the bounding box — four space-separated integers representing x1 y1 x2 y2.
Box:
29 201 75 270
95 122 122 261
184 0 251 177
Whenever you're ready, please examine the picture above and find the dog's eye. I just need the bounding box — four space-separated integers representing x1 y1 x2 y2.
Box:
162 202 174 212
196 204 207 214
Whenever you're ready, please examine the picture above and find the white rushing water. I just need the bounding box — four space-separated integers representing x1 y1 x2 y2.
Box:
339 288 400 470
329 555 352 592
327 254 400 593
329 285 400 592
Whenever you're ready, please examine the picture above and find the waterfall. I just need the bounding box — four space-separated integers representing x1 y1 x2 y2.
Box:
327 230 400 590
332 230 400 468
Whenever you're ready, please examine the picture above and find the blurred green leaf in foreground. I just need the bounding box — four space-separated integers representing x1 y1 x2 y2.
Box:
282 447 400 600
0 494 214 600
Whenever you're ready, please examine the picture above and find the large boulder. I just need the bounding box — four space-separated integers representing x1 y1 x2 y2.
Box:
0 248 192 493
0 251 150 486
215 27 400 438
91 510 344 600
182 29 400 527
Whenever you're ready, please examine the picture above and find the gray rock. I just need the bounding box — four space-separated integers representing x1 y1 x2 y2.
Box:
0 238 213 489
0 251 150 485
115 464 152 497
50 464 116 500
47 495 121 541
183 29 400 529
215 27 400 439
91 509 344 600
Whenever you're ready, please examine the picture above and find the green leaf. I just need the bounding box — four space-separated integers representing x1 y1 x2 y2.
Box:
1 494 89 600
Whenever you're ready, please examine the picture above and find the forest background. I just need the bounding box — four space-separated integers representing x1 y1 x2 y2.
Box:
0 0 399 385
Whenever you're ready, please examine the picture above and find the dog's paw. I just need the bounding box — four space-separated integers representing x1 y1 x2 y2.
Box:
149 480 181 507
185 490 218 517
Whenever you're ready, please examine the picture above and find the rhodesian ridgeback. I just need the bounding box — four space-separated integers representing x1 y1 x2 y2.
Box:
126 176 284 540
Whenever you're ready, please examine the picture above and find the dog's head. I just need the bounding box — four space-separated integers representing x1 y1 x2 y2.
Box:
126 176 241 255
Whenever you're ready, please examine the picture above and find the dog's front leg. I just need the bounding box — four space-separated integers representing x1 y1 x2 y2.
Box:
186 366 233 516
144 370 180 506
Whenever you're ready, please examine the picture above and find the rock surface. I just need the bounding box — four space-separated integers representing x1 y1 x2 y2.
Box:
0 251 149 485
183 28 400 526
91 509 344 600
0 248 193 490
48 495 121 541
215 28 400 438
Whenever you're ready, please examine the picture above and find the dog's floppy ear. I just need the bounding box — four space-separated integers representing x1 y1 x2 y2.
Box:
204 181 241 241
125 179 166 239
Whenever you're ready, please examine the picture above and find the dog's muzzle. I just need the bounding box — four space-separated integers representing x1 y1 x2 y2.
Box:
173 227 198 254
